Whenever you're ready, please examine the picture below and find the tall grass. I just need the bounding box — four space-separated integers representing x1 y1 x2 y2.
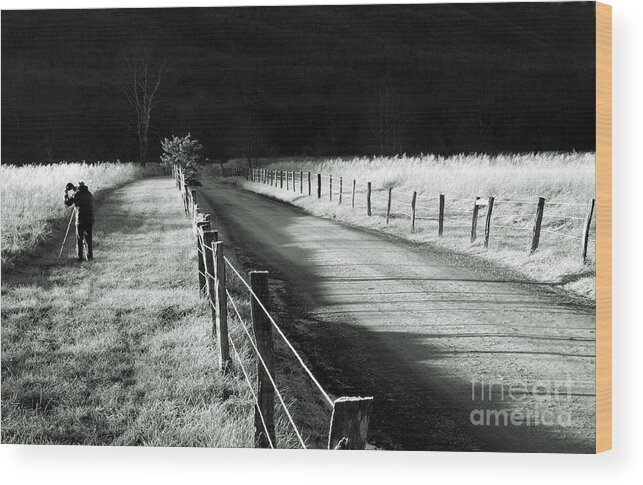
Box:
259 152 594 202
1 162 147 265
227 152 596 298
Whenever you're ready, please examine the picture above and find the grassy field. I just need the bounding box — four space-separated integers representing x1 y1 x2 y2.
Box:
1 178 250 445
0 162 150 267
220 153 596 299
2 175 330 447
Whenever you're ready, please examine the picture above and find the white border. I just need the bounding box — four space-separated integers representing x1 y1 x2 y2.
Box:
1 1 641 483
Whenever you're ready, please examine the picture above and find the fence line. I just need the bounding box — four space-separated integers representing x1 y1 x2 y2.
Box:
224 255 335 408
227 290 307 448
239 167 596 262
174 166 373 450
227 327 275 449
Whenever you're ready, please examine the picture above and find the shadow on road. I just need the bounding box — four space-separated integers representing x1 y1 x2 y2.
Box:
198 180 596 453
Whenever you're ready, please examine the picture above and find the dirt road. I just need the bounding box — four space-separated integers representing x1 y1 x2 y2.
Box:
199 179 596 452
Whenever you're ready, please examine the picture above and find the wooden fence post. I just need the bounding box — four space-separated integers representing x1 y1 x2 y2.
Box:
438 194 445 237
483 197 495 249
339 177 343 204
250 270 276 448
581 198 595 263
280 170 284 189
471 196 480 243
308 172 311 195
328 396 373 450
191 189 197 217
386 187 392 224
317 173 322 198
300 171 303 194
352 179 356 208
196 221 210 294
192 204 200 231
202 229 218 334
411 191 417 232
530 197 546 254
329 175 333 201
367 182 372 216
286 171 290 191
213 241 230 371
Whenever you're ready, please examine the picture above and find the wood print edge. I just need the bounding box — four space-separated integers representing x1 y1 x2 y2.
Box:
595 0 612 454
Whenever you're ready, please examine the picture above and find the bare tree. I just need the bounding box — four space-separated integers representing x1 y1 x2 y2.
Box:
122 50 167 165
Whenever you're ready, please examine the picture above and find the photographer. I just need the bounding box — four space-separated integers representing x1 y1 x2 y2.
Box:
64 182 95 261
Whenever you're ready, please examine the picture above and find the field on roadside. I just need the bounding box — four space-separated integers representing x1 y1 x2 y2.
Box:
222 153 596 298
2 174 330 448
1 162 148 266
2 178 249 446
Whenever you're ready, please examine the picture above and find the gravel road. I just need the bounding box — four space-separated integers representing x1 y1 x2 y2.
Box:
198 179 596 452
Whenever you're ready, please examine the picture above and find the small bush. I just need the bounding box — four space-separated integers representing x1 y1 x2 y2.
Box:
160 133 204 186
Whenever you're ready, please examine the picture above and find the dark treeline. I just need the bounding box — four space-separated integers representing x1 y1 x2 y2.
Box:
2 3 595 163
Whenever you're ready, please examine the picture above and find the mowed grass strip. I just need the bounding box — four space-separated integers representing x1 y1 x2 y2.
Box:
1 177 253 446
1 162 148 266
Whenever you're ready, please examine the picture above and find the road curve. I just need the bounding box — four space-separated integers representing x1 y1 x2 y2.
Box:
198 179 596 452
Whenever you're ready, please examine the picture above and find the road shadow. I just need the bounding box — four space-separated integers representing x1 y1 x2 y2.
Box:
197 181 596 453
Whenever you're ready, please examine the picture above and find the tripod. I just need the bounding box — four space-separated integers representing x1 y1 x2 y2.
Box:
58 208 77 258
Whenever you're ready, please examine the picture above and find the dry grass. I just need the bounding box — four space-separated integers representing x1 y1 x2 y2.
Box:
1 162 150 266
1 178 252 446
2 175 331 448
221 153 596 299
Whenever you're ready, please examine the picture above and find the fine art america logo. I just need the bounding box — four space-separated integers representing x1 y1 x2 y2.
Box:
470 377 573 427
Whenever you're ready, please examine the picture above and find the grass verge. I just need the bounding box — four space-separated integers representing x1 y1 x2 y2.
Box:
193 189 334 449
215 152 595 299
1 162 160 267
1 177 252 446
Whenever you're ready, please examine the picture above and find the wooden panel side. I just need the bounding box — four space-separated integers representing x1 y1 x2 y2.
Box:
595 1 612 454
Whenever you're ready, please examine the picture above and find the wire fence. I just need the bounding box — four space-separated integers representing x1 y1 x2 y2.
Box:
239 167 596 263
173 165 373 450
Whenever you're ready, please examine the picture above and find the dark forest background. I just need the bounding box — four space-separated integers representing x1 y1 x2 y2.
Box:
1 3 596 163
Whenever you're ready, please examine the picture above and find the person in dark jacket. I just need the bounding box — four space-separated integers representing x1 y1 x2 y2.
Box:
64 181 95 261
